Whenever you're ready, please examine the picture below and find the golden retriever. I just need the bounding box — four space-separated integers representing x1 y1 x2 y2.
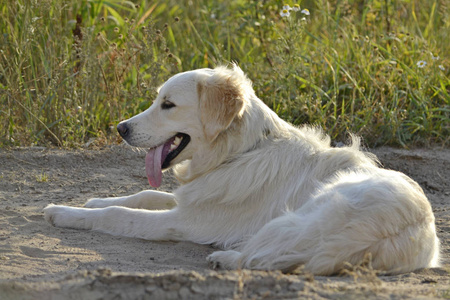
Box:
44 65 440 275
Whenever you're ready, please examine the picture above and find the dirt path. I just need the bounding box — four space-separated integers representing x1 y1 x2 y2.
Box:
0 145 448 299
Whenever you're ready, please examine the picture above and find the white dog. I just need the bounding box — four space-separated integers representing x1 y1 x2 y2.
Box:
44 65 440 275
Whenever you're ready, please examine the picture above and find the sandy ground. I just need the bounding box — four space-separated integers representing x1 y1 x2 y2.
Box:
0 145 448 299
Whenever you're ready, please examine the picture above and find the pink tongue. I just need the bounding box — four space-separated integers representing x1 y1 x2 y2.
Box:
145 139 174 187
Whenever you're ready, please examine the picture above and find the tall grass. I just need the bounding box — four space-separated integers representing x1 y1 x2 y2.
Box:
0 0 448 147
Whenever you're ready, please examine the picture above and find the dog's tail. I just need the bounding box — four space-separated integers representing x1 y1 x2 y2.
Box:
237 169 440 275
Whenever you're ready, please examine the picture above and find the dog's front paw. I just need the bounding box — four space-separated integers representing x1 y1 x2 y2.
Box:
44 204 72 228
43 204 58 226
43 204 89 229
207 250 241 270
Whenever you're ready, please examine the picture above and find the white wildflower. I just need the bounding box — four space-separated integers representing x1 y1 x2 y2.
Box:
416 60 427 68
301 8 310 15
280 9 290 17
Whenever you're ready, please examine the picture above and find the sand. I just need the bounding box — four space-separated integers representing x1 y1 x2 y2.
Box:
0 145 448 299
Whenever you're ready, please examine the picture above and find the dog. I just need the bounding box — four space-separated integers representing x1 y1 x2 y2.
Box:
44 65 440 275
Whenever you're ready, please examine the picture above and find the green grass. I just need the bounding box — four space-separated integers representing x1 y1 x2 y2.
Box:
35 171 48 182
0 0 449 148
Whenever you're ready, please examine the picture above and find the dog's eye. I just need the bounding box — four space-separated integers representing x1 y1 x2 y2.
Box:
161 101 176 110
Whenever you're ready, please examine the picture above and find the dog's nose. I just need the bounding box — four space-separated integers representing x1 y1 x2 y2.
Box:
117 122 130 138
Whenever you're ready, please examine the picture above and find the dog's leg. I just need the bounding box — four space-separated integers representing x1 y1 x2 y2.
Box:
84 190 176 210
44 205 186 241
207 250 241 270
208 182 440 275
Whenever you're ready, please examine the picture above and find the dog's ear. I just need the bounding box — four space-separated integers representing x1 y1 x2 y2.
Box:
198 70 245 142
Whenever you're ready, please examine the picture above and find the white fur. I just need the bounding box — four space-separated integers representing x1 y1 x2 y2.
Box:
44 65 440 275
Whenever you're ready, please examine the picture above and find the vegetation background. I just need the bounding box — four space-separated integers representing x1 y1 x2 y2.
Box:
0 0 448 148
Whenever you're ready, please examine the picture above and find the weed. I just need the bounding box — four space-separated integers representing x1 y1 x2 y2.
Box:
0 0 448 148
35 172 48 183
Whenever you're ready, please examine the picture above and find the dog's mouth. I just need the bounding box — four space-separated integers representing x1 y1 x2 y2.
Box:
145 133 190 188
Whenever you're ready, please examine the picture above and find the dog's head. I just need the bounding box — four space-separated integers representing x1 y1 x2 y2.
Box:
117 64 251 187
